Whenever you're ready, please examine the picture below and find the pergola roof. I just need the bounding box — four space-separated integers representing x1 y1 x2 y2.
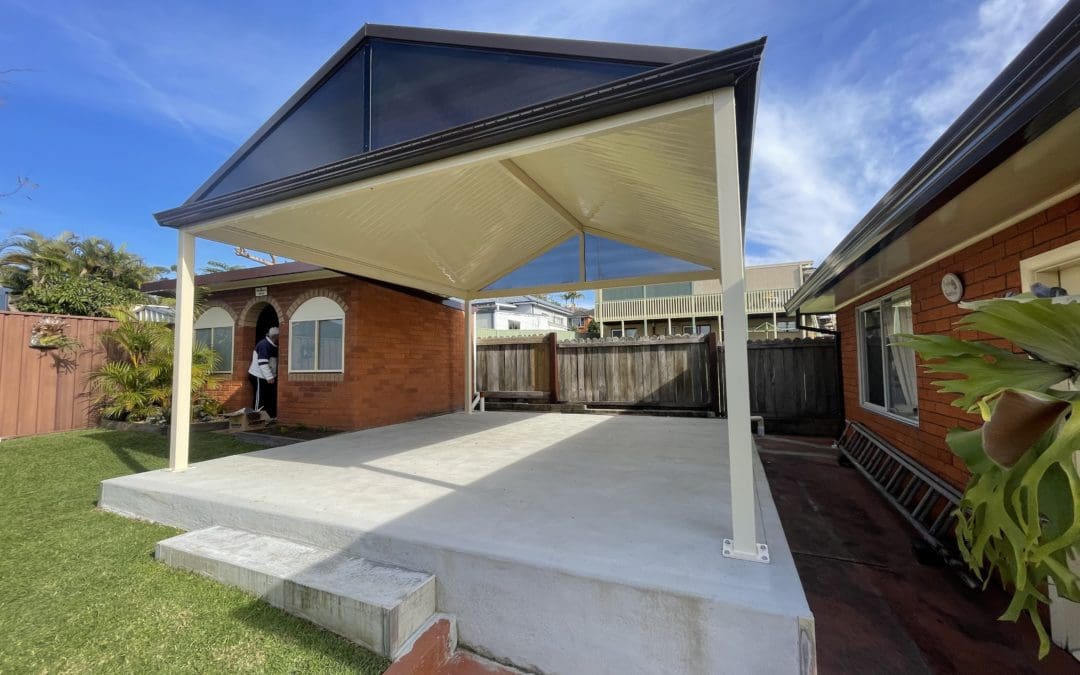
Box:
155 25 763 299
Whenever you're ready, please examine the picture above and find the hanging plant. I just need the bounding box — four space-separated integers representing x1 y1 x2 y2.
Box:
900 294 1080 658
28 316 82 352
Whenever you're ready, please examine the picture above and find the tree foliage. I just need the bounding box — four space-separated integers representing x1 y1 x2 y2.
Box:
88 310 220 422
901 295 1080 657
0 230 166 295
15 276 146 317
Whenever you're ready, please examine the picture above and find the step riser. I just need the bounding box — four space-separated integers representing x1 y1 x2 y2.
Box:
155 528 436 658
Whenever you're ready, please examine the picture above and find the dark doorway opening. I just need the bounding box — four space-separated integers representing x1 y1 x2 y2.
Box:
253 304 279 417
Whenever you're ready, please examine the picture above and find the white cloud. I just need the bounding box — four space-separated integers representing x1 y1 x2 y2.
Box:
745 0 1066 266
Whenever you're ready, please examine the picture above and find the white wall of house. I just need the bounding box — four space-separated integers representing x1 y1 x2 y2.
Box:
475 298 572 331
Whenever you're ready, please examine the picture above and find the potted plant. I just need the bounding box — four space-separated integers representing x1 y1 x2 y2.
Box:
901 293 1080 658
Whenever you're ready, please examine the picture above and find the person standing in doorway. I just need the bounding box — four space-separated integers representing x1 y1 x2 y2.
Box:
248 326 279 418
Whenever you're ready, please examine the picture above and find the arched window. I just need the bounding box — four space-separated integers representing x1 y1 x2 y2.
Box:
289 297 345 373
194 306 234 374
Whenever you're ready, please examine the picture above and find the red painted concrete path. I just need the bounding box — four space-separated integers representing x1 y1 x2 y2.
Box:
758 435 1079 674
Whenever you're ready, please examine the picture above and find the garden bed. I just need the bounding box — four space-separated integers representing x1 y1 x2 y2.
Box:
99 419 229 435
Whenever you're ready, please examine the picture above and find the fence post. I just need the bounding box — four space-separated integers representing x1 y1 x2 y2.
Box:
547 332 560 403
706 330 720 416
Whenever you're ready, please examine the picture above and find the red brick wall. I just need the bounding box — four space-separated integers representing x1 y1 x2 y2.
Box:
838 193 1080 487
201 275 464 430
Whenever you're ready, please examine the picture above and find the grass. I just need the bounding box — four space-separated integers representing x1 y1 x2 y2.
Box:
0 429 389 674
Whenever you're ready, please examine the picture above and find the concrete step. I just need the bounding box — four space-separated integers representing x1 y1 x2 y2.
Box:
156 526 436 658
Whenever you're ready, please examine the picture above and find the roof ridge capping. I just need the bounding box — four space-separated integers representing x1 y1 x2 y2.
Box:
157 35 765 229
358 23 717 64
787 2 1080 314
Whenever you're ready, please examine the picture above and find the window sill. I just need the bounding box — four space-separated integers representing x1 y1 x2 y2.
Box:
860 402 920 428
288 371 344 383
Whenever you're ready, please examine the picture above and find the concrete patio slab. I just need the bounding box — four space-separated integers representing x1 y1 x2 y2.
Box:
101 411 813 674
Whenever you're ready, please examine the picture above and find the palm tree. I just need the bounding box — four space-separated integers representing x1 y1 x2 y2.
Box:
88 309 219 421
0 230 165 294
0 230 80 291
562 290 583 308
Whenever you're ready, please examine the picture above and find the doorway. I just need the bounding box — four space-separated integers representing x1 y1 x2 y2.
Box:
253 304 280 417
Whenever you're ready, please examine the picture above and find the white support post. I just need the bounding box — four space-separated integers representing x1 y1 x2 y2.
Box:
643 318 649 336
691 315 696 334
464 299 474 413
667 317 672 335
772 311 778 339
169 231 196 472
714 89 767 563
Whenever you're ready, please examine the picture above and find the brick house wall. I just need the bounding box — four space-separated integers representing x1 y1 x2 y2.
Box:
838 193 1080 487
202 275 464 430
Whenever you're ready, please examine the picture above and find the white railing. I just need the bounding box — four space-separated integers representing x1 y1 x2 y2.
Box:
597 287 796 321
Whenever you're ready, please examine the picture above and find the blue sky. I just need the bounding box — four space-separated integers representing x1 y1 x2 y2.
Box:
0 0 1066 289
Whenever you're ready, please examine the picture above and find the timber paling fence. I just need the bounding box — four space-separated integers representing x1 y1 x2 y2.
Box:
476 333 841 435
0 311 117 438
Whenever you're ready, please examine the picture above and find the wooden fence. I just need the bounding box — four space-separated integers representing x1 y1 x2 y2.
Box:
719 338 843 436
0 312 117 438
477 333 841 435
477 333 716 409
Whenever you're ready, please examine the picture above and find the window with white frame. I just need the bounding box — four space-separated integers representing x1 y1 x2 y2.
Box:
194 306 234 374
858 288 918 422
289 297 345 373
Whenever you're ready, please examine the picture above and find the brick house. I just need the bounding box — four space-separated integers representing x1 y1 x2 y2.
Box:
786 6 1078 490
144 262 465 430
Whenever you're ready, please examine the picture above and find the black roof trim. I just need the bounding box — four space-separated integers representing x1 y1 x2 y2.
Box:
787 2 1080 314
158 37 764 229
360 24 713 64
184 24 713 205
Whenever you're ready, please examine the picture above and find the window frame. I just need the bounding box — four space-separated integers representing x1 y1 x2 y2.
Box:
193 306 235 375
856 287 919 426
288 297 346 374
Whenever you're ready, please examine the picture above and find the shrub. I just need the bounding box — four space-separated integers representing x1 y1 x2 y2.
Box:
88 311 219 422
16 276 145 318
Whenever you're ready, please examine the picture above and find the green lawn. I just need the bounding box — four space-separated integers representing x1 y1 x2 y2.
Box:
0 429 389 674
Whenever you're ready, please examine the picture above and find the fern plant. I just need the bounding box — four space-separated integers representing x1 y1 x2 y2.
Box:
901 294 1080 657
88 309 219 422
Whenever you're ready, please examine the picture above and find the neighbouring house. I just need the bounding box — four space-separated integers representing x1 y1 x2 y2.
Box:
568 305 594 334
0 287 9 311
787 4 1078 660
131 303 175 323
595 259 827 339
143 262 464 431
100 25 819 674
473 295 573 334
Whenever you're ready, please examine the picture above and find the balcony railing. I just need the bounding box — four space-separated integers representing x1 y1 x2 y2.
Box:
597 288 796 322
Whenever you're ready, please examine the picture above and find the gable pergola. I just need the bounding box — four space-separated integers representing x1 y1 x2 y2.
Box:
156 26 768 562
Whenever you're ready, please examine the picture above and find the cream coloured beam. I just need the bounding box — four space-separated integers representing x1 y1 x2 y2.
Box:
169 231 196 472
499 151 719 270
464 300 474 413
713 89 766 563
497 159 585 233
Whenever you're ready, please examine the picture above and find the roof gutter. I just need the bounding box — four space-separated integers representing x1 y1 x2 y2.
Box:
786 3 1079 315
155 38 765 230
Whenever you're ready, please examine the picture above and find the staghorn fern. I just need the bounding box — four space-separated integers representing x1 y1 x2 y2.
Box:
900 294 1080 658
